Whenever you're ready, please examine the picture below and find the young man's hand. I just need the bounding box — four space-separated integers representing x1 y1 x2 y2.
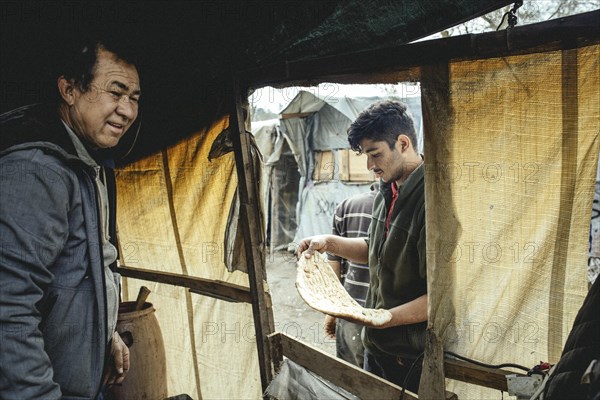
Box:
295 235 335 259
324 315 337 338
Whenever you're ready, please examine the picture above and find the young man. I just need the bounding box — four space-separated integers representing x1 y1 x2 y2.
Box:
297 101 426 392
0 40 141 399
325 182 379 368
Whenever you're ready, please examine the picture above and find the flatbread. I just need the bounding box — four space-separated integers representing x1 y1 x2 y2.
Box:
296 251 392 327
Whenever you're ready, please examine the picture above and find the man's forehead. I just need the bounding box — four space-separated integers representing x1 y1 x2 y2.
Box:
95 61 140 91
360 138 387 153
106 79 141 94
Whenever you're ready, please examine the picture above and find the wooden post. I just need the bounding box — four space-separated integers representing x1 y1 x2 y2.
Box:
420 60 453 399
229 78 276 392
419 328 446 398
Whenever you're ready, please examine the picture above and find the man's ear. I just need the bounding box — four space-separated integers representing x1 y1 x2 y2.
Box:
397 134 411 152
57 76 75 105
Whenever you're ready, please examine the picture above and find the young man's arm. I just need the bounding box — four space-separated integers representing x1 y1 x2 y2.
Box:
296 235 368 264
381 294 427 328
337 294 428 329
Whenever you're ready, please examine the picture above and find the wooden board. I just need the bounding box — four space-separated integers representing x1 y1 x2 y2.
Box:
313 150 336 181
269 332 416 400
445 358 526 391
118 265 252 303
313 149 375 182
339 149 374 182
230 81 276 391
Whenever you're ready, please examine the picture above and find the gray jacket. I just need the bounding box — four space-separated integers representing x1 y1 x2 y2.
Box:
0 105 111 399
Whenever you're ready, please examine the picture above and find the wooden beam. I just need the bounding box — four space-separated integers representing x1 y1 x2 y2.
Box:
279 112 314 119
269 332 416 400
269 330 284 375
229 79 276 392
118 265 252 303
421 56 452 398
243 10 600 88
444 358 526 391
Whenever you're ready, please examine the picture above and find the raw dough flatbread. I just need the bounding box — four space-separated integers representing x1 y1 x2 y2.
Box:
296 251 392 327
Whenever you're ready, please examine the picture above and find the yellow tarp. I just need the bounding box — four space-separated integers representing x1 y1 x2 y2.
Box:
423 44 600 398
116 117 261 399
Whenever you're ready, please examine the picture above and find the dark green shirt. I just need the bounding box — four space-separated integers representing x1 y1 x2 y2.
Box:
363 163 427 357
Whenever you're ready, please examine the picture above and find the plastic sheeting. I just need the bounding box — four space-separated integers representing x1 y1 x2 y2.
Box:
292 181 373 244
265 359 360 400
423 44 600 398
590 156 599 283
270 150 301 251
116 117 261 399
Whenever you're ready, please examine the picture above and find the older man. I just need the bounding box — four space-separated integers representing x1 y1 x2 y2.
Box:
0 40 140 399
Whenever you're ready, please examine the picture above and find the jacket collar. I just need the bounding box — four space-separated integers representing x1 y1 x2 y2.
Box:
0 103 111 171
380 162 424 205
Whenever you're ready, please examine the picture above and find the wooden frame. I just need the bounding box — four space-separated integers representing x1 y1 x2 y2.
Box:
445 359 526 392
229 80 276 391
118 266 252 304
269 332 419 400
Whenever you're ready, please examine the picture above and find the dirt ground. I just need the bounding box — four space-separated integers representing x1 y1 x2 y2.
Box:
265 250 336 355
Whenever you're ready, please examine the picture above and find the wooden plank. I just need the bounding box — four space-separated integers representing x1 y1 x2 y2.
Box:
313 150 336 181
347 151 373 182
419 329 446 398
229 79 276 392
444 358 526 391
270 332 416 400
420 58 451 399
243 10 599 88
280 112 314 119
339 150 373 182
269 330 284 374
118 265 252 303
338 149 349 181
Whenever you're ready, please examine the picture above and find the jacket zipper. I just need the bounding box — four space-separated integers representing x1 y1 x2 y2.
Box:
91 166 109 400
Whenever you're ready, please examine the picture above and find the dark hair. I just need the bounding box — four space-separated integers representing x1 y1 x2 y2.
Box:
59 38 139 94
347 100 417 153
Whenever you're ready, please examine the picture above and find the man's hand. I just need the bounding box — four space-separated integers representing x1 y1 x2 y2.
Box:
104 331 130 386
295 235 334 259
324 315 337 338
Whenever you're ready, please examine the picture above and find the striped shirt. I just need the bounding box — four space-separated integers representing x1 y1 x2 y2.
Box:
327 185 377 306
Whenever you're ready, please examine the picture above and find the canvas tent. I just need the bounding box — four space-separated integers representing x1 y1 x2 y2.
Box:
255 90 422 251
2 1 599 399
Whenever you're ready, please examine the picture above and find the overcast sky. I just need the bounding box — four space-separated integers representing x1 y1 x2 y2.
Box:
251 83 422 114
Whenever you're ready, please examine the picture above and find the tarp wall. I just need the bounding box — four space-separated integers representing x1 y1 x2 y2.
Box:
116 117 261 399
423 44 600 398
293 180 373 242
